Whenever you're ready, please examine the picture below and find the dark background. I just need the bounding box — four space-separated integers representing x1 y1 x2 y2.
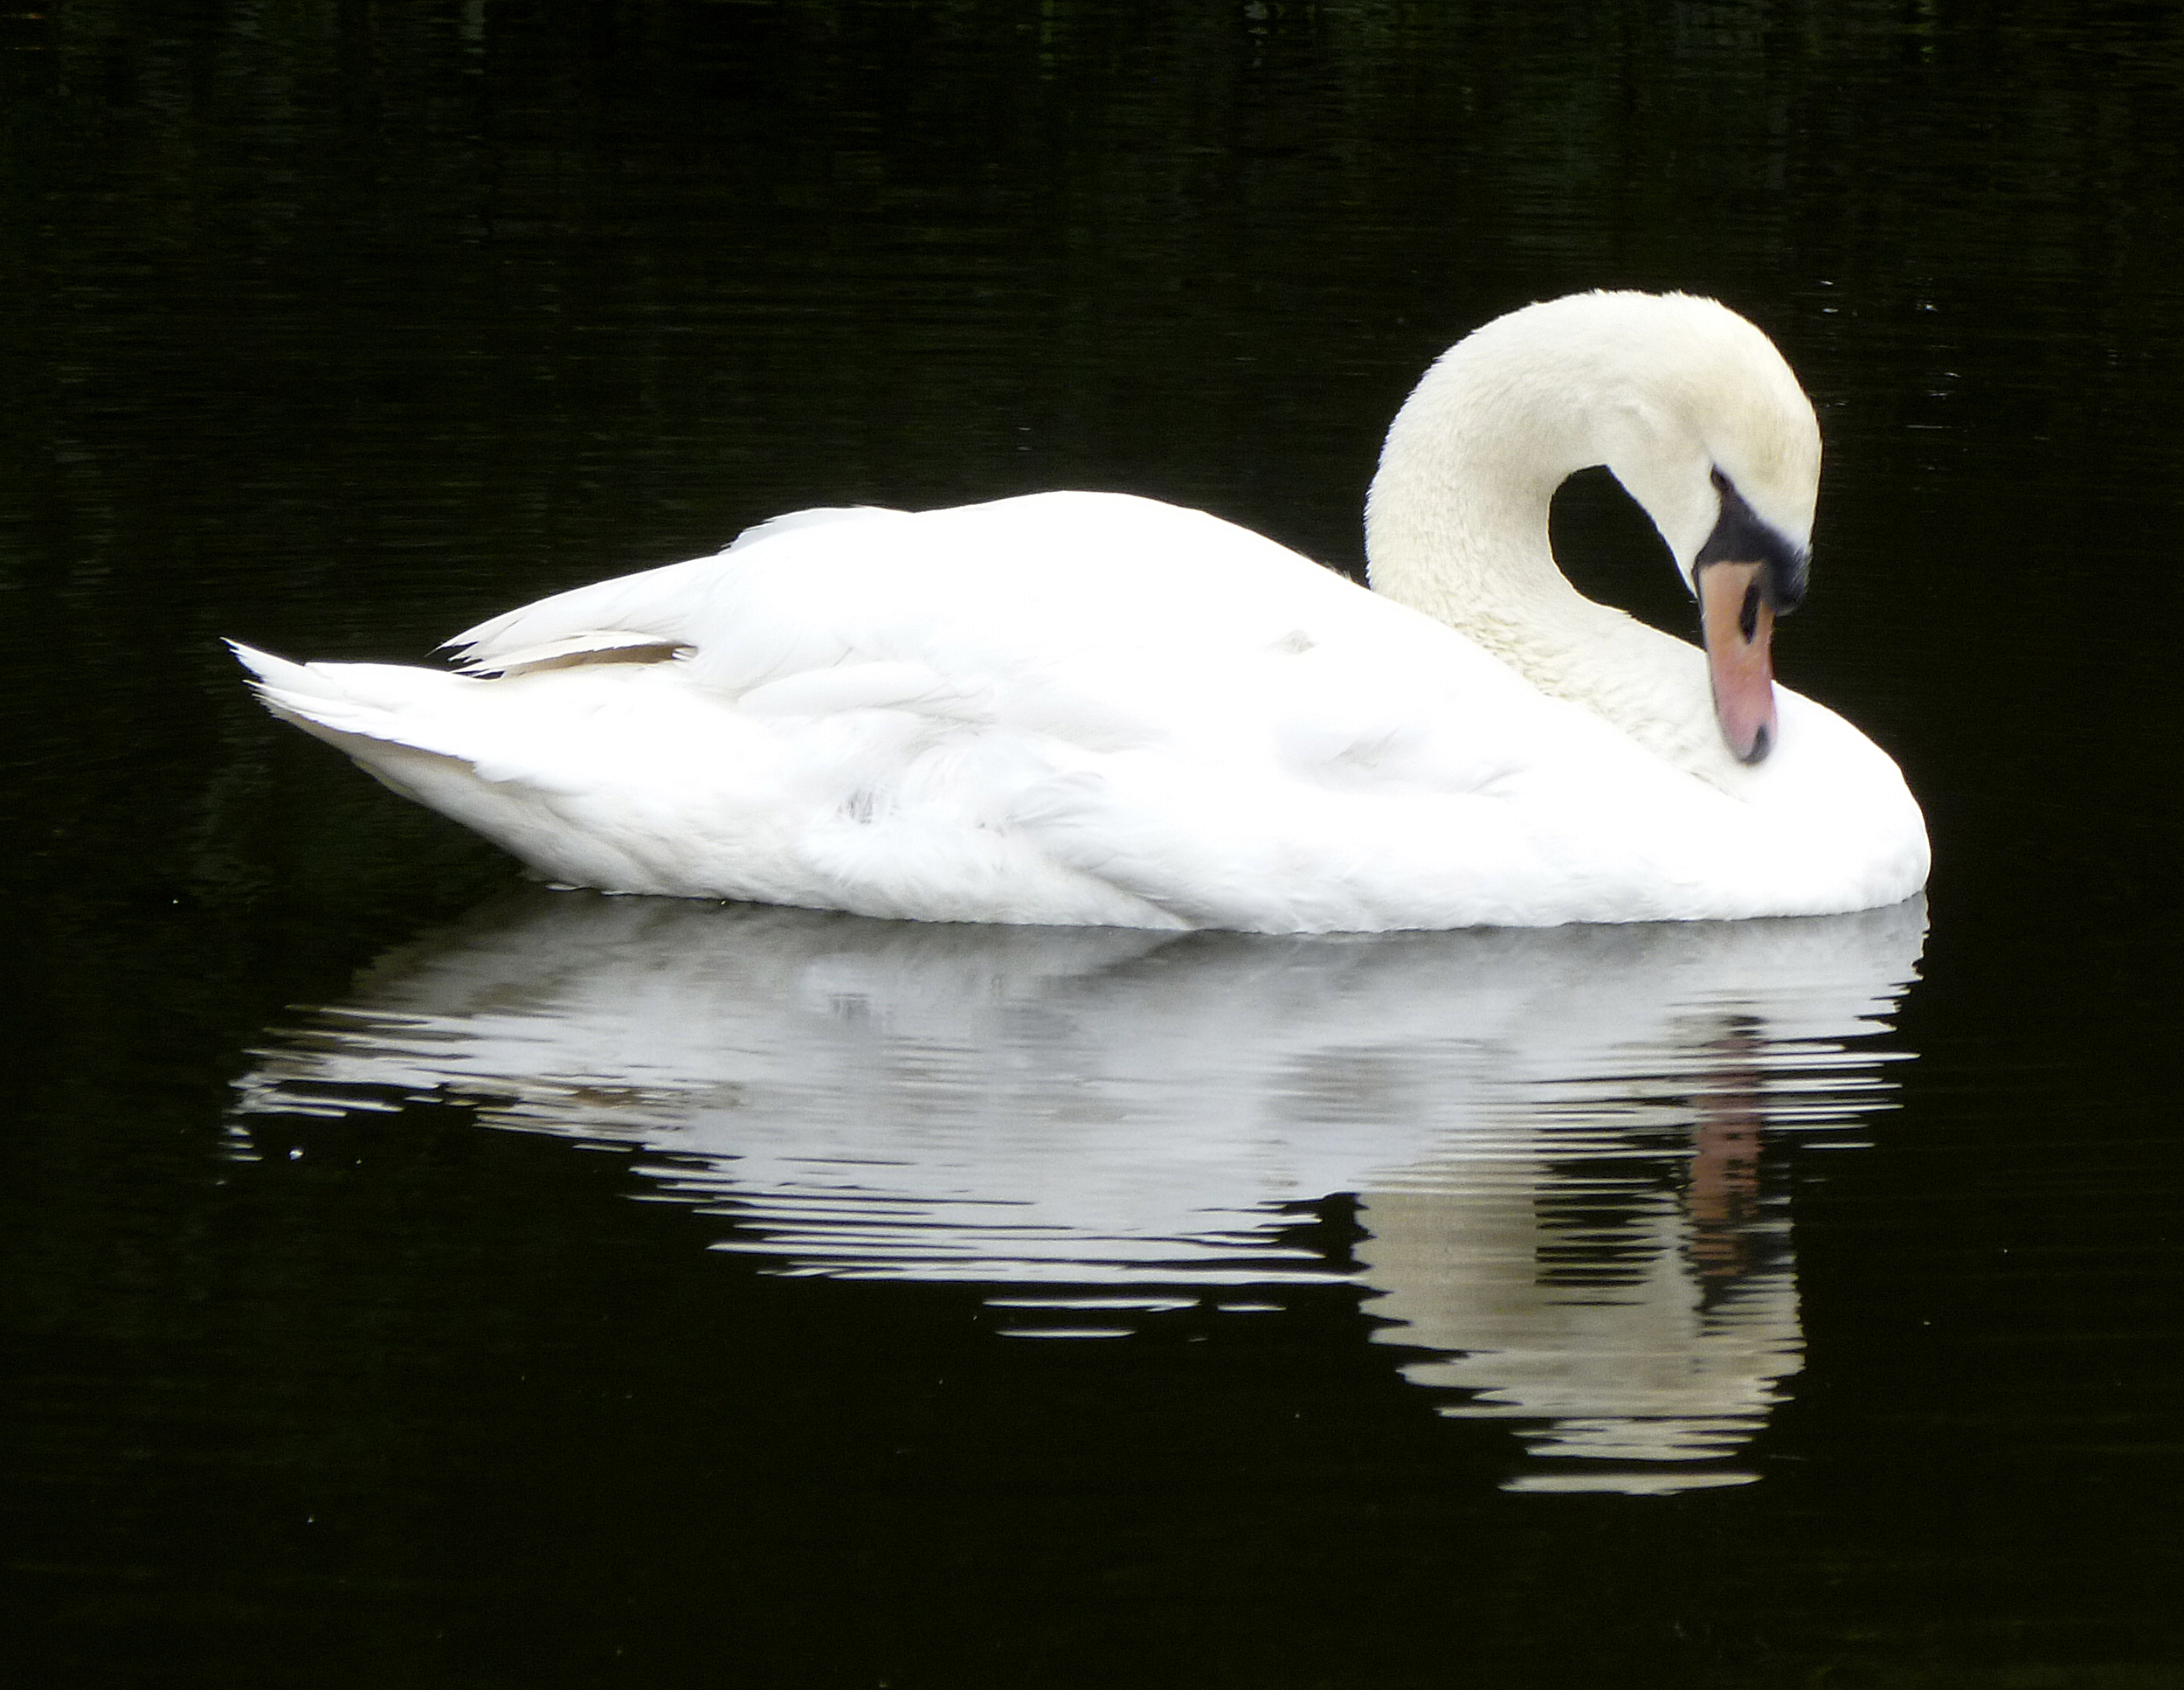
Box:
3 3 2181 1686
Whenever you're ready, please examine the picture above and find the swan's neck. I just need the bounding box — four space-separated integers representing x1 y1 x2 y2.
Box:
1363 339 1733 783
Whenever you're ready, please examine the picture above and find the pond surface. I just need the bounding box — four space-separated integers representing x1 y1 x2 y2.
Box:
4 3 2181 1686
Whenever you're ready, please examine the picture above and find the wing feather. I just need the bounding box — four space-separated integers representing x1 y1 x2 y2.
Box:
443 506 910 668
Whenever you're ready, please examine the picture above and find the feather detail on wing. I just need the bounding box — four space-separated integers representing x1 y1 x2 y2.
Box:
452 632 692 676
441 507 910 674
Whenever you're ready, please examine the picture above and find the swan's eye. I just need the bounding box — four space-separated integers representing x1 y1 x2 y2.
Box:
1697 468 1807 613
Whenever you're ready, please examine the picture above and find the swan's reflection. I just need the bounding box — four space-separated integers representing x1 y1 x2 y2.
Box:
231 890 1924 1493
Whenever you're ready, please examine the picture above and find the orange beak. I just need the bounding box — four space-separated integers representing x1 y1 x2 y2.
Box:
1697 559 1777 764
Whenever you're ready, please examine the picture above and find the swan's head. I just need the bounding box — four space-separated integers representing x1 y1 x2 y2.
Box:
1579 294 1821 765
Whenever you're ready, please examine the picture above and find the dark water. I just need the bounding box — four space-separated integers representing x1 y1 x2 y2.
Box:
4 3 2181 1685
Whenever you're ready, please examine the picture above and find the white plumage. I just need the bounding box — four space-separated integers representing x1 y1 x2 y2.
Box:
232 291 1929 932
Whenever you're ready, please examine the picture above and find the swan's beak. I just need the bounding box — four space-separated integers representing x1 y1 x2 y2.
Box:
1697 559 1777 764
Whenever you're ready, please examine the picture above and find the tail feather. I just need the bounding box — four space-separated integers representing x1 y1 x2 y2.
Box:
227 640 480 758
226 637 733 892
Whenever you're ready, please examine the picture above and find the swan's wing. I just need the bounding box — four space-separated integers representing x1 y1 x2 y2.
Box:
443 506 911 675
442 490 1386 710
447 488 1579 794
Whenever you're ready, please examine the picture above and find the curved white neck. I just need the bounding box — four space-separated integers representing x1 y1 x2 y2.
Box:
1365 348 1597 629
1361 328 1734 784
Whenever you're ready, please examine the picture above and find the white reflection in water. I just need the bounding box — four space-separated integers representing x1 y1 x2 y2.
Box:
231 890 1924 1493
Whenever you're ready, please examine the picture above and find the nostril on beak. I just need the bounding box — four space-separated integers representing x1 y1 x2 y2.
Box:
1739 582 1762 642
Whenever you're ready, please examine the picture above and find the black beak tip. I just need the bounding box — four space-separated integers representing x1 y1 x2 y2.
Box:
1740 723 1773 765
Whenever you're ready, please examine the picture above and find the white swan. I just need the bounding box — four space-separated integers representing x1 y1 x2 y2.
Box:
232 290 1928 932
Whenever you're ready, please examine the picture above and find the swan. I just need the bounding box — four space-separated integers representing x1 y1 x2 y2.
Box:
232 290 1928 932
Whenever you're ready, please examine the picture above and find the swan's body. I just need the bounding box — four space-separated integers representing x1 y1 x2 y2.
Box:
234 291 1928 932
